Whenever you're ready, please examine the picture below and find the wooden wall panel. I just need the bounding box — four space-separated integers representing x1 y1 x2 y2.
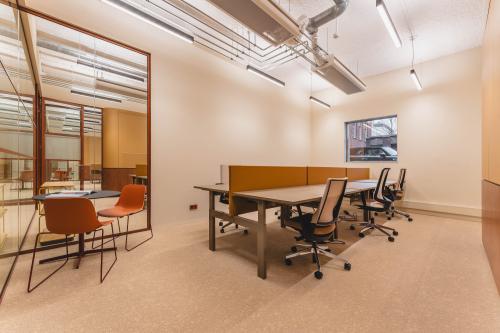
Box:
102 168 134 191
482 0 500 293
483 0 500 183
482 180 500 292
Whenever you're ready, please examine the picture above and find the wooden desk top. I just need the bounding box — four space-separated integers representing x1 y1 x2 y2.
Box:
41 181 76 189
194 184 228 193
195 180 395 205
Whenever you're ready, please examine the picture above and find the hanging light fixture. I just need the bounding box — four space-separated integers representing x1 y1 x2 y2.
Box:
101 0 194 44
376 0 402 48
246 65 285 87
309 96 331 109
409 36 423 91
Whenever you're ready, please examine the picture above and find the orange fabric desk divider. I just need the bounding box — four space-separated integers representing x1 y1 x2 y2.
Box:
307 167 347 185
346 168 370 180
228 166 307 216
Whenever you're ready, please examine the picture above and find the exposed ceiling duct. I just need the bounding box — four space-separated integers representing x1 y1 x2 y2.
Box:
304 0 366 94
206 0 301 46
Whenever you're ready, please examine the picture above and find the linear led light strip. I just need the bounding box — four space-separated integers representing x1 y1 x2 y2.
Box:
309 96 331 109
246 65 285 87
70 88 122 103
376 0 402 48
410 69 422 91
101 0 194 44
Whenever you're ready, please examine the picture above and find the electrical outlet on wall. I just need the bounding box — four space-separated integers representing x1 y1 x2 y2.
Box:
189 204 198 211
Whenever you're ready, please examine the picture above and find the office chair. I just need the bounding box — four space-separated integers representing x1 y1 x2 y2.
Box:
218 191 248 234
96 184 152 251
28 198 117 292
386 168 413 222
350 168 398 242
283 178 351 280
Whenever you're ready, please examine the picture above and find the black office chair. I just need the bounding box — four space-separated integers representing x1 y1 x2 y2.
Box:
386 168 413 222
218 191 248 234
283 178 352 280
350 168 398 242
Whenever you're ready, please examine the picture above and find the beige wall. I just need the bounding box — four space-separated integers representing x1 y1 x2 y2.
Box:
83 136 101 166
102 108 146 168
27 0 312 222
311 48 482 216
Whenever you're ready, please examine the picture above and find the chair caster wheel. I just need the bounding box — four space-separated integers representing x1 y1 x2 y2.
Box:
388 236 395 242
387 217 391 220
284 258 292 266
235 224 239 229
358 232 365 238
344 262 351 271
392 212 395 217
408 218 413 222
393 231 398 236
243 229 249 235
220 229 225 234
325 248 331 252
291 246 298 252
349 225 355 230
218 222 223 227
314 271 323 279
312 254 317 263
374 212 378 216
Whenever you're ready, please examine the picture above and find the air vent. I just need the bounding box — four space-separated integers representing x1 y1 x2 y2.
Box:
207 0 300 46
314 56 367 95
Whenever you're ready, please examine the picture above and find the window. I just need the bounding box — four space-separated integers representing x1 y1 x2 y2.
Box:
345 116 398 162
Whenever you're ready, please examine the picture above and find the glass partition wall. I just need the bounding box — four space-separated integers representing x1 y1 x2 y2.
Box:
0 2 150 302
0 3 36 300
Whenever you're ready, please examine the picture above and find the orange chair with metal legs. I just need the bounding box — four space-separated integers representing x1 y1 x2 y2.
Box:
97 184 151 251
28 198 117 292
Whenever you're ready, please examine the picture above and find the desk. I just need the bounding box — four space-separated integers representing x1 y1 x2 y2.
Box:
40 181 76 193
32 190 120 268
130 174 148 185
195 180 395 279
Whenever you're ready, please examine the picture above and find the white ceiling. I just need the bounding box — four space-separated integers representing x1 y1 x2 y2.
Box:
270 0 489 91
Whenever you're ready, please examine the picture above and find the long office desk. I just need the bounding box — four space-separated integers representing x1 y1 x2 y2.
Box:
194 180 395 279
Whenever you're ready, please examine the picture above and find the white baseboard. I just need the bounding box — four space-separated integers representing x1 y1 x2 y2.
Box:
398 200 481 217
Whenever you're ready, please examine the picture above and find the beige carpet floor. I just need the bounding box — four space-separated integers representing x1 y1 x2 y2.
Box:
0 212 499 332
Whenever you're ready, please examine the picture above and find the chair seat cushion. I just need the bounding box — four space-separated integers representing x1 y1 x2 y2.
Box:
99 219 114 227
98 207 142 218
284 213 335 236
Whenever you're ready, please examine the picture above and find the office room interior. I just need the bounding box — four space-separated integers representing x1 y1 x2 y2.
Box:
0 0 499 331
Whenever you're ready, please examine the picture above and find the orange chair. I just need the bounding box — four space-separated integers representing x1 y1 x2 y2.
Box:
97 184 151 251
28 198 117 292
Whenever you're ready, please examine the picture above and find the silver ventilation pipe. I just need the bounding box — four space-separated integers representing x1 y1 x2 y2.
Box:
305 0 348 35
305 0 348 66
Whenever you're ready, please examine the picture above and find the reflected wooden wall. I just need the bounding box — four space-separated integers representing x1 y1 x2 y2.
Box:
102 108 147 191
482 0 500 293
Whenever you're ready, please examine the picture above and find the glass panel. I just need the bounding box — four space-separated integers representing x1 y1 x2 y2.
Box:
0 2 36 292
346 116 398 162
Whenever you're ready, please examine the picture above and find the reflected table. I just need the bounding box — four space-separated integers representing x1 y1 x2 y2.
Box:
32 190 120 268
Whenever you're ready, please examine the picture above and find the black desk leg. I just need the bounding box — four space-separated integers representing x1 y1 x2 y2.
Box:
208 191 216 251
361 191 369 222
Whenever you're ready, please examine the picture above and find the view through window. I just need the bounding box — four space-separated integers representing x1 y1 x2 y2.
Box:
345 116 398 162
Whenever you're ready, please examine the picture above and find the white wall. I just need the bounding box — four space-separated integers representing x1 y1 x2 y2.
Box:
310 48 482 216
22 1 483 219
26 0 311 222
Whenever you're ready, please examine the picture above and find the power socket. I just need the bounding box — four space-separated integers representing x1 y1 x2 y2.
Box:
189 204 198 211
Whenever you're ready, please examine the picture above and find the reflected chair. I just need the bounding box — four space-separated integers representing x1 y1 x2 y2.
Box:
218 191 248 234
28 198 117 292
350 168 398 242
283 178 351 280
96 184 152 251
386 168 413 222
